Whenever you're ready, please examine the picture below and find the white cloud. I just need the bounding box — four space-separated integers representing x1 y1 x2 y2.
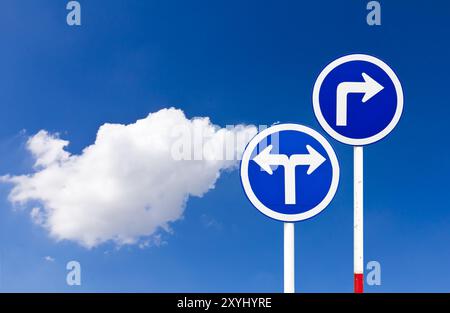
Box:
44 256 55 262
1 108 256 248
138 234 167 249
30 207 44 225
201 214 223 231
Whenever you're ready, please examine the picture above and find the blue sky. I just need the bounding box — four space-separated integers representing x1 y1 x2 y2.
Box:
0 0 450 292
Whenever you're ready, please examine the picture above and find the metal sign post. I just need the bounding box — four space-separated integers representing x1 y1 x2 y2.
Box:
240 124 340 293
313 54 404 293
284 223 295 293
353 146 364 292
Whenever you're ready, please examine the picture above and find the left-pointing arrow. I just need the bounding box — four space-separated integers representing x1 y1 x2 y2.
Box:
253 145 288 175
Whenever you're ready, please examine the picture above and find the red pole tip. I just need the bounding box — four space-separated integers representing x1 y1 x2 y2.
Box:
354 273 364 293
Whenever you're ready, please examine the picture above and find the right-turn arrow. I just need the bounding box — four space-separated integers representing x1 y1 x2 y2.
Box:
336 72 384 126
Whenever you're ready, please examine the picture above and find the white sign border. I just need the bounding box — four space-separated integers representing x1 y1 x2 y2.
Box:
312 54 404 146
240 123 340 222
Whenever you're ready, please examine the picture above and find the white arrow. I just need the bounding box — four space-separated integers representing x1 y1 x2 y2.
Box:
253 144 326 205
336 72 384 126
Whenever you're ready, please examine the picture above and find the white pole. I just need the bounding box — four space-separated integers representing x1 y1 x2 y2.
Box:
284 222 295 293
354 146 364 293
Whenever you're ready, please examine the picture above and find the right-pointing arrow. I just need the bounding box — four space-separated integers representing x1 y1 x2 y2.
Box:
336 72 384 126
289 145 326 175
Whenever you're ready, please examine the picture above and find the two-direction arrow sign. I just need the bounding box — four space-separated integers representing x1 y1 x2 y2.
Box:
336 72 384 126
253 144 326 205
240 124 340 293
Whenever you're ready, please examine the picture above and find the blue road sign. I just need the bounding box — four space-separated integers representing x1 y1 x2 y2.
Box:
313 54 403 146
240 124 339 222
